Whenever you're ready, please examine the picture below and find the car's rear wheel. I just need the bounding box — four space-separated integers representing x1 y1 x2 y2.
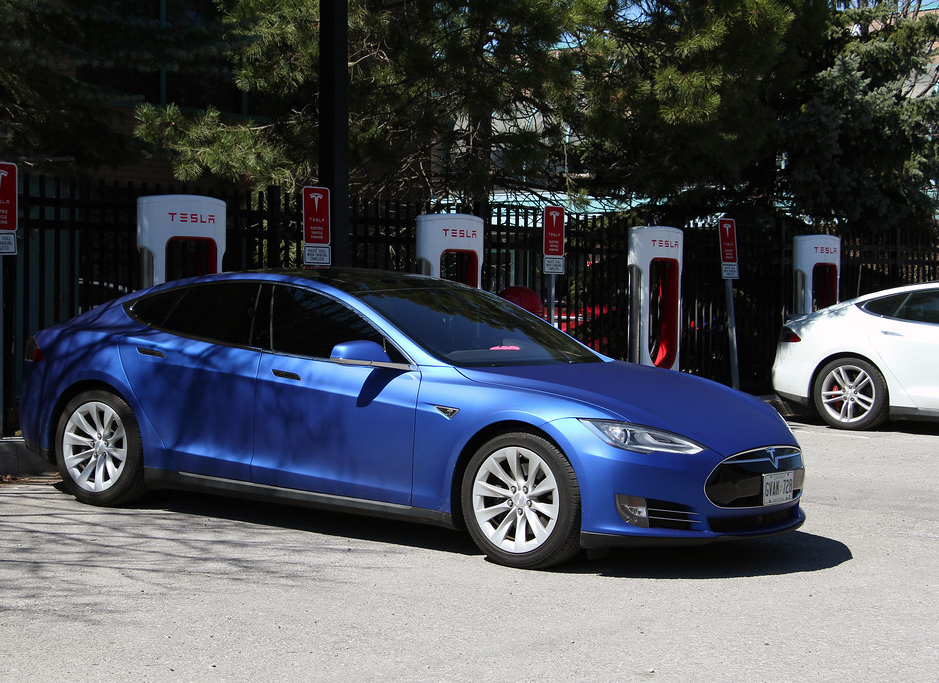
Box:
461 432 581 569
813 357 887 430
55 390 147 506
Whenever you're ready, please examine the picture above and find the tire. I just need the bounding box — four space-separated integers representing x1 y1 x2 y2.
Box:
54 390 147 506
461 432 581 569
813 357 888 430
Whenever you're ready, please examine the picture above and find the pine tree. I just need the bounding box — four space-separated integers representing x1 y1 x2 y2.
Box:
134 0 589 206
778 1 939 233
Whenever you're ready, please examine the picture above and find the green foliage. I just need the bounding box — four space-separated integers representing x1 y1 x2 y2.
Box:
133 0 592 203
777 3 939 233
565 0 807 211
3 0 939 235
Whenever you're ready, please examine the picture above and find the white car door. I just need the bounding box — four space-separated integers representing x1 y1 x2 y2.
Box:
867 289 939 410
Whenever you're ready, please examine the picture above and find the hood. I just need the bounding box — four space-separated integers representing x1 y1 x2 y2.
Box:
457 360 796 456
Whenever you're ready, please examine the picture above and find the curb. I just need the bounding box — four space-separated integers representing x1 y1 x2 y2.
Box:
0 437 55 477
760 394 795 419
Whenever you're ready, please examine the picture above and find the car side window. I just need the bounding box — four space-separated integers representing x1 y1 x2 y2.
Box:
131 282 262 346
267 284 396 360
127 288 186 327
861 293 907 317
893 290 939 324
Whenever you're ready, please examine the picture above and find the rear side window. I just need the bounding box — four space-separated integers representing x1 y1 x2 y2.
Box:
128 282 262 346
893 290 939 324
862 289 939 324
128 289 186 326
861 293 907 317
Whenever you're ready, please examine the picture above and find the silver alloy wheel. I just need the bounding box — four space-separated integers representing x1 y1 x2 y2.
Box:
470 445 560 554
61 400 129 493
819 363 877 424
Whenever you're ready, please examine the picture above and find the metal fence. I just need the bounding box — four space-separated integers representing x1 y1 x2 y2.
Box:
3 176 938 434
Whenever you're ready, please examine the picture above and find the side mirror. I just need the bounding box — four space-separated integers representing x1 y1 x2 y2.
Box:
329 340 411 370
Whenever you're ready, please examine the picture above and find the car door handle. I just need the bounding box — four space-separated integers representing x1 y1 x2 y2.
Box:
271 369 301 381
136 346 165 358
880 330 903 337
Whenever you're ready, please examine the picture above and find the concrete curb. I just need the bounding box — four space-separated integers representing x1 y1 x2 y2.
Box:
0 437 55 477
760 393 798 419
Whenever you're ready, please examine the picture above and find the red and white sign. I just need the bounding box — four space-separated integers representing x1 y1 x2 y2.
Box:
302 186 331 266
543 206 565 257
718 218 738 280
719 218 737 263
0 162 18 254
303 186 331 245
0 162 17 231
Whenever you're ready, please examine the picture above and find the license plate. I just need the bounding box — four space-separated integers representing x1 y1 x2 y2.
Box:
762 470 794 505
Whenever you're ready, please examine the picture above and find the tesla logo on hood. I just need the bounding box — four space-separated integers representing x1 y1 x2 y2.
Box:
766 448 779 468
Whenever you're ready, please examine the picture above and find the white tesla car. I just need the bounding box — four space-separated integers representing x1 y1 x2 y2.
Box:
772 282 939 429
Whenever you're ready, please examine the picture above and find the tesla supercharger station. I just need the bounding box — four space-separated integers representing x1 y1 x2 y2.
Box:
628 226 683 371
793 234 840 315
137 195 226 287
416 213 484 288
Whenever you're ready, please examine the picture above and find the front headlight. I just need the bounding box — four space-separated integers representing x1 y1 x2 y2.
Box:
580 419 704 454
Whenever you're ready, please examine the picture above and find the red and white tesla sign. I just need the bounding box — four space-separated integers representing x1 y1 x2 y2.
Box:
303 186 330 244
302 186 331 266
0 162 17 255
0 162 17 230
718 218 738 280
719 218 737 263
544 206 565 256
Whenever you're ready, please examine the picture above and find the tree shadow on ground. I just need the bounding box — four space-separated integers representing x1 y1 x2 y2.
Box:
135 487 848 579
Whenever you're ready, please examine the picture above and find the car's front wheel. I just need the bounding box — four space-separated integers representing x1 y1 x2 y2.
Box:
461 432 581 569
813 357 888 430
55 390 147 506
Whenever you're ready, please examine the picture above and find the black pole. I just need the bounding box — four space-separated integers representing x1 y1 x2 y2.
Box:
319 0 350 266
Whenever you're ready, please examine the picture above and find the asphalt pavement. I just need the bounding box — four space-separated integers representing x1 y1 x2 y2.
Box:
1 417 937 681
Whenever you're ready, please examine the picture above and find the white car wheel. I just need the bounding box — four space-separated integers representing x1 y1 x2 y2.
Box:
462 432 580 569
55 390 147 505
813 358 887 430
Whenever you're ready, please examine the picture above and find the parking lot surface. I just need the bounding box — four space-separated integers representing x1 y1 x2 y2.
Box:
1 419 937 681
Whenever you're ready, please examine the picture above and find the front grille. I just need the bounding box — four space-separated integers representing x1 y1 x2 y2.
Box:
708 508 797 532
705 446 804 508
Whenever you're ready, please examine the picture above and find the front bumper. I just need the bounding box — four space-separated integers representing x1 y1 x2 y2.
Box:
581 507 805 548
552 421 806 548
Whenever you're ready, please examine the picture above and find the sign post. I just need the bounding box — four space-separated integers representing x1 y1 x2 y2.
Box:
543 206 565 326
719 218 740 390
302 186 331 266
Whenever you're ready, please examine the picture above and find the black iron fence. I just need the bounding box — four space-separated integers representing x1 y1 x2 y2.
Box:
3 176 938 434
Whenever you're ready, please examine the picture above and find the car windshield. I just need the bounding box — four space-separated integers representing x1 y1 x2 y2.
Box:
353 284 602 367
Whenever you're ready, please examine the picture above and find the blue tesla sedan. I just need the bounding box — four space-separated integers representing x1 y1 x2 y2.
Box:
20 269 804 568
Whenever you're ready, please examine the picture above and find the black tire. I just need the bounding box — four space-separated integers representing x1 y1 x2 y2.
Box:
54 390 147 506
461 432 581 569
813 357 888 430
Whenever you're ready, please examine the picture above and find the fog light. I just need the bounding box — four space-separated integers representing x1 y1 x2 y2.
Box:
616 494 650 528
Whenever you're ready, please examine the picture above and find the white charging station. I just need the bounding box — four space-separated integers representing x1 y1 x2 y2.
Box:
793 234 840 315
627 226 683 370
137 195 227 287
416 213 484 288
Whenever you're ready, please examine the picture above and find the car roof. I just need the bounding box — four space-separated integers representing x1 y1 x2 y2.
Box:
251 267 472 296
124 268 477 303
847 280 939 305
